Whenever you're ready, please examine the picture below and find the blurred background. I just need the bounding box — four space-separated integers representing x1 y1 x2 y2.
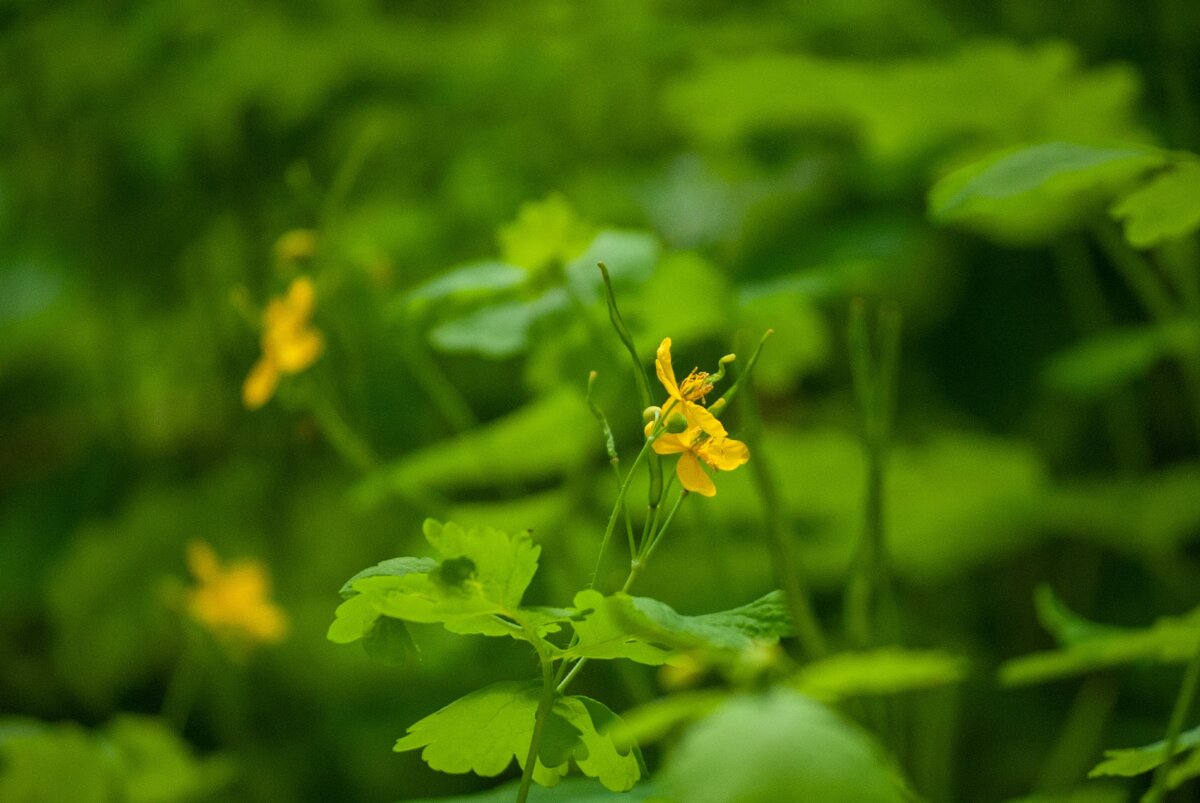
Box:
3 1 1200 801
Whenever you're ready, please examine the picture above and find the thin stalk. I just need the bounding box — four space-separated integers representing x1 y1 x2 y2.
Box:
516 643 558 803
742 388 828 660
162 625 204 731
597 263 664 536
398 329 478 433
1146 635 1200 803
305 384 378 473
844 300 902 649
589 439 653 589
585 372 635 555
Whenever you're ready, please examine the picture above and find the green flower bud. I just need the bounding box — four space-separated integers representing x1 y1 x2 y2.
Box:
642 405 662 424
665 412 688 433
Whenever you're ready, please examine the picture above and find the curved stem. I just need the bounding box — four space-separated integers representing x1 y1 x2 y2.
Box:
516 644 558 803
589 438 653 590
1146 634 1200 802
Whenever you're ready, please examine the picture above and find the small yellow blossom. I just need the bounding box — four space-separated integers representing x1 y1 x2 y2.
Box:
648 338 749 497
242 276 324 409
185 540 287 645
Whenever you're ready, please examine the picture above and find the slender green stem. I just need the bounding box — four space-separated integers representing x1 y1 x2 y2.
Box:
844 300 902 649
162 624 204 731
589 439 653 589
1146 634 1200 802
742 389 828 660
398 330 478 433
305 384 378 472
516 643 558 803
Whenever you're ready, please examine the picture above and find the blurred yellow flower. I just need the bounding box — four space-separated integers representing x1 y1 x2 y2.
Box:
186 540 287 645
649 338 749 497
242 276 324 409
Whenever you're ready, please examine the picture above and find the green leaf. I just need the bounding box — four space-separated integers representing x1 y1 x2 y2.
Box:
563 590 677 666
358 389 595 499
791 649 967 702
999 604 1200 686
565 230 660 300
428 290 569 357
394 681 570 787
338 557 437 599
394 682 640 792
1111 163 1200 248
499 194 594 272
631 252 733 348
361 616 419 666
564 590 791 665
103 715 235 803
337 520 540 638
1044 322 1200 398
659 689 910 803
609 690 729 748
1088 725 1200 778
616 591 794 652
404 262 528 309
929 142 1166 244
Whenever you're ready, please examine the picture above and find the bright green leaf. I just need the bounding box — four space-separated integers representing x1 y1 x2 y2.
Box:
616 591 793 652
1034 586 1129 646
407 777 660 802
394 681 571 787
929 142 1166 244
563 590 677 666
566 230 660 299
499 194 594 273
338 557 437 599
1111 163 1200 248
1088 725 1200 778
660 690 910 803
791 649 967 702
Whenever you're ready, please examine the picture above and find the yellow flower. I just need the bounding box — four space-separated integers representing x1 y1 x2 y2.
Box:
274 228 318 265
648 338 749 497
242 276 324 409
185 540 287 645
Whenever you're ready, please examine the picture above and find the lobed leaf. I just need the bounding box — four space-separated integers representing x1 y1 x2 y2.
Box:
394 682 640 792
1111 163 1200 248
1088 725 1200 778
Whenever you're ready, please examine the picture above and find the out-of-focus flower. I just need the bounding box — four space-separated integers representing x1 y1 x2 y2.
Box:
242 276 323 409
648 338 749 497
185 540 287 645
274 229 318 264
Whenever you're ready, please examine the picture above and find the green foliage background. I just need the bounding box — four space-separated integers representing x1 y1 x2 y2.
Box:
2 1 1200 801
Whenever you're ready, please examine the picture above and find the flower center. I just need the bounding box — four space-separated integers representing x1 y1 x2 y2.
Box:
679 369 713 402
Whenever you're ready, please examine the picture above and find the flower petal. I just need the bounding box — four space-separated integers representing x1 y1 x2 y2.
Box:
676 451 717 497
652 432 691 455
275 328 324 373
683 401 727 438
243 358 280 409
656 338 681 400
702 436 750 471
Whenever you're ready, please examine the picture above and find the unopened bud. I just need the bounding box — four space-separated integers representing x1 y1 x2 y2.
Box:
665 412 688 434
642 405 662 425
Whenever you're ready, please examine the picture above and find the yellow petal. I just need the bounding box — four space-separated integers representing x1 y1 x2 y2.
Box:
702 436 750 471
286 276 316 320
275 328 323 373
655 338 681 400
676 451 717 497
652 432 691 455
243 357 280 409
683 401 727 438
